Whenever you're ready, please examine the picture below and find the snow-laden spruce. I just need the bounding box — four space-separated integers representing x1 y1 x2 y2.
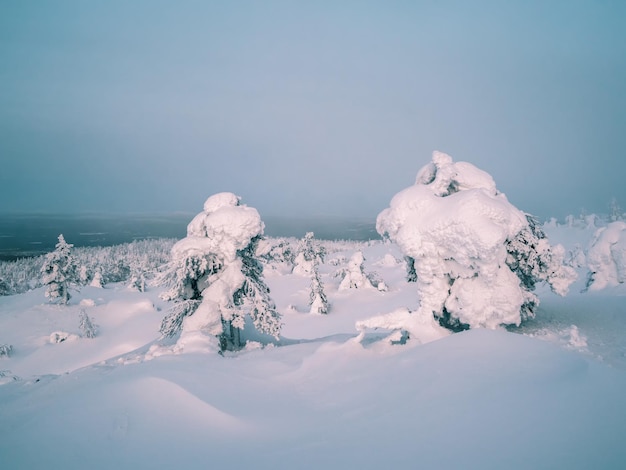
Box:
376 151 576 331
159 192 281 352
41 234 78 305
586 221 626 290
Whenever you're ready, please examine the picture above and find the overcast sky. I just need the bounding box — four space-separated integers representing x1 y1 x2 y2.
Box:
1 0 625 220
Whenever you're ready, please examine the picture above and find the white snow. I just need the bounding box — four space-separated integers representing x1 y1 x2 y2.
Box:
0 213 625 468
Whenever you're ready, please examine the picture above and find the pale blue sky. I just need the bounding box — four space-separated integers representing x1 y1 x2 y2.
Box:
1 0 625 220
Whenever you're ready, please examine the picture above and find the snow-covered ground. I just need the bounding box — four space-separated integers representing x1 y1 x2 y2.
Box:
1 222 625 469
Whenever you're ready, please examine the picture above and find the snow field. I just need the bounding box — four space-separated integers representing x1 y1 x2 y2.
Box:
0 211 625 468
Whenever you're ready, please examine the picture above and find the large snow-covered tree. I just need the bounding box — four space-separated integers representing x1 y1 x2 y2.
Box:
376 151 576 332
159 192 281 352
41 234 78 305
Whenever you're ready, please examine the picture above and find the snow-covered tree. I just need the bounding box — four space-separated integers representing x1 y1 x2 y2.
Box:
89 270 104 288
77 265 91 285
338 251 380 290
159 193 281 352
128 266 146 292
41 234 78 305
586 221 626 290
78 310 98 338
376 151 576 332
309 264 329 314
293 232 325 276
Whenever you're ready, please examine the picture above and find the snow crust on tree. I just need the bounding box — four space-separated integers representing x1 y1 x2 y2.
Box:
181 193 264 264
376 151 576 330
160 192 280 352
586 221 626 290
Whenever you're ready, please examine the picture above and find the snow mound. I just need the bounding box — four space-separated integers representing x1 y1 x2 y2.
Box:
356 307 451 345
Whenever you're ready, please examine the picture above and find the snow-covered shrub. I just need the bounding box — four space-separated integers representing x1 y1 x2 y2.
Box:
376 151 576 331
78 310 98 338
293 232 325 276
0 344 13 358
337 251 378 290
158 193 281 352
49 331 79 343
41 234 78 305
366 271 388 292
586 221 626 290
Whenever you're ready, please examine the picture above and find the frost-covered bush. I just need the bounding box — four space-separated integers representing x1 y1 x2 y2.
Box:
158 192 281 352
377 151 576 331
41 235 78 305
586 221 626 290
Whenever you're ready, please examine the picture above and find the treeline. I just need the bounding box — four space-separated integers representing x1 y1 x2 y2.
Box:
0 235 369 297
0 238 175 296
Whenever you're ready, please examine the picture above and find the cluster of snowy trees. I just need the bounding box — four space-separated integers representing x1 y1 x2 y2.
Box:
4 151 626 353
0 238 174 297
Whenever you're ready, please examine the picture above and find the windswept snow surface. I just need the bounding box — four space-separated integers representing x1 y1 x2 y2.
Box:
1 232 625 469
